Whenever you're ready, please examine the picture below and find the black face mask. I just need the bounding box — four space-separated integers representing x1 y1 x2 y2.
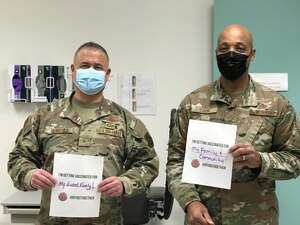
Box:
217 51 249 80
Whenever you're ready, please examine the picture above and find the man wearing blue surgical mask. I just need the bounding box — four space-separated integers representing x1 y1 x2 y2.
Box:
8 42 159 225
71 43 110 98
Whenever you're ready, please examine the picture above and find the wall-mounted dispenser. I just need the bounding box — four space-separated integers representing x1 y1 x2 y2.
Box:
8 65 73 103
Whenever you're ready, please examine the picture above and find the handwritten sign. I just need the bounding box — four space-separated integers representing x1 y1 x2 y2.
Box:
182 120 237 189
50 153 104 217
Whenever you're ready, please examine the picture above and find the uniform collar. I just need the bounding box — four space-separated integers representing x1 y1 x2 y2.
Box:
210 76 258 107
59 92 111 124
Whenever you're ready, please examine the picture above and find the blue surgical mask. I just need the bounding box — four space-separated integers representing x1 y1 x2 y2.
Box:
74 68 105 95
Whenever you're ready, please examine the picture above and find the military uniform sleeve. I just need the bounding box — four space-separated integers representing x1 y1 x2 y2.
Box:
119 118 159 196
166 105 201 211
7 114 43 191
259 103 300 180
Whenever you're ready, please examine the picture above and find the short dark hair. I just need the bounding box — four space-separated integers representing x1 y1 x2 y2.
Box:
74 42 109 61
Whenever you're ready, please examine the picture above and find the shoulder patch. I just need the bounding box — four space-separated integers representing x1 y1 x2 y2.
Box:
131 119 154 147
131 119 147 138
22 115 35 135
144 131 154 148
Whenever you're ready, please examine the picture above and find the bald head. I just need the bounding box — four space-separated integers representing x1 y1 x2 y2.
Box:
217 24 253 50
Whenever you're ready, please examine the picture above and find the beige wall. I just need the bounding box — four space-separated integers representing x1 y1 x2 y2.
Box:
0 0 213 224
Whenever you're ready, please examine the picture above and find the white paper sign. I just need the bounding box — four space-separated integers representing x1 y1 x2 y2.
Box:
120 72 156 115
182 120 237 189
250 73 288 91
50 153 104 217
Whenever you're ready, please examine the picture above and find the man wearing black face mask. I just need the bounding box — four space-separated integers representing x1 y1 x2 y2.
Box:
166 24 300 225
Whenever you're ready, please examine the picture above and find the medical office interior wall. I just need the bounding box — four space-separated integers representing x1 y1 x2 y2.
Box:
0 0 213 224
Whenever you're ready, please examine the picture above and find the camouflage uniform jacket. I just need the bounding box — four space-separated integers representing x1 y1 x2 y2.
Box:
167 77 300 225
8 92 159 225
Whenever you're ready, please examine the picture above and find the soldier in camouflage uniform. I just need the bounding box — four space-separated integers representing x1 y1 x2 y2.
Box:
166 24 300 225
8 42 159 225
